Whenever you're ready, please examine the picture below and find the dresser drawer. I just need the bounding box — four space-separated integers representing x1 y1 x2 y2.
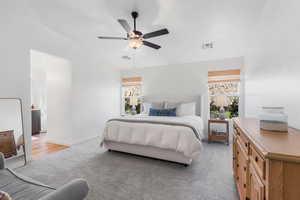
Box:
233 123 241 138
233 123 239 135
249 164 265 200
237 140 248 177
238 134 250 156
233 136 237 178
234 123 250 155
250 145 265 179
236 139 248 199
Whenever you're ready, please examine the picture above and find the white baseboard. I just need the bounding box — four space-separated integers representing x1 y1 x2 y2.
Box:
46 134 100 146
68 135 100 146
45 138 71 146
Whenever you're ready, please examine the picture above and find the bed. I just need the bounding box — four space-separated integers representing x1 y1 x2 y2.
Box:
100 96 204 165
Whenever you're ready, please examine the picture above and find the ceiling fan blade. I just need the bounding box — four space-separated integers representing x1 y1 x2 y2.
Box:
143 41 161 49
118 19 131 33
143 28 169 39
97 36 127 40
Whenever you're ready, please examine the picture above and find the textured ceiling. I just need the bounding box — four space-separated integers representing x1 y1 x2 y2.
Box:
27 0 267 68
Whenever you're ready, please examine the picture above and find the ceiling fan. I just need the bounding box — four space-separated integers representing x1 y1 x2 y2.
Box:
97 11 169 50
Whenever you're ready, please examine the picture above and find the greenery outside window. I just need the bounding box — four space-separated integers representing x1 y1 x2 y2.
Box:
208 70 240 119
122 77 142 115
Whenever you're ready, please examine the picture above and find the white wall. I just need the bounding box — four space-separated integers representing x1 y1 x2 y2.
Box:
46 55 73 145
1 0 120 159
244 0 300 129
31 50 73 145
0 0 78 160
71 54 121 144
122 57 243 138
0 1 32 160
31 50 121 146
31 51 48 131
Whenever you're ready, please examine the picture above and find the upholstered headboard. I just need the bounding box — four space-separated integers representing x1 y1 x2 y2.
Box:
143 95 203 116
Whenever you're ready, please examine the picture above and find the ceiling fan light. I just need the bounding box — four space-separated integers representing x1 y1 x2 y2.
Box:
128 38 143 49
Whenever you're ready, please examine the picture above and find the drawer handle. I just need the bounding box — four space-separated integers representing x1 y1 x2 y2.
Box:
237 164 239 168
243 184 246 188
245 143 248 147
236 176 239 181
237 151 239 155
244 167 247 171
255 156 259 162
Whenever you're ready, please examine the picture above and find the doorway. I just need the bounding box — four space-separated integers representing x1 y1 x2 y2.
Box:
30 49 70 160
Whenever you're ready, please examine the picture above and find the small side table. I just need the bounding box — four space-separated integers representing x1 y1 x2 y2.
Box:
208 119 229 145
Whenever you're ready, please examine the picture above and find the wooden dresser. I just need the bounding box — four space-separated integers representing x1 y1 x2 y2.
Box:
233 118 300 200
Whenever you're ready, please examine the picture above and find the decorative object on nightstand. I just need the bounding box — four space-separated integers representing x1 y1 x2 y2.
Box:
129 97 138 115
208 119 229 145
213 95 229 120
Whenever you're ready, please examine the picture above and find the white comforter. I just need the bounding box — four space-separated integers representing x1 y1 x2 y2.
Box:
101 115 203 158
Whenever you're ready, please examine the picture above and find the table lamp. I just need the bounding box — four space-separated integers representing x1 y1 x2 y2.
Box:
129 97 138 115
214 95 229 120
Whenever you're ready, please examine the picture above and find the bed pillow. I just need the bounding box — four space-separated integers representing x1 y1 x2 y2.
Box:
142 102 164 114
141 102 152 114
149 108 177 117
0 191 12 200
177 102 196 116
164 101 181 109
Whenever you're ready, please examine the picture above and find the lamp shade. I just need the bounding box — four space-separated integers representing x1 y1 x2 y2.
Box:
214 95 229 107
129 97 138 106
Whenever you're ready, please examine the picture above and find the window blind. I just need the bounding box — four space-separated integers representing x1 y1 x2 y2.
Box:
122 77 142 86
208 69 240 83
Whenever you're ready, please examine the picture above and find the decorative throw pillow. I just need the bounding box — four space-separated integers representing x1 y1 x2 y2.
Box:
149 108 160 116
159 108 177 116
177 102 196 116
149 108 177 117
0 191 12 200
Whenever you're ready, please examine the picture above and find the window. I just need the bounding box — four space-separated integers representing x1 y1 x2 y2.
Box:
208 69 240 119
121 77 142 115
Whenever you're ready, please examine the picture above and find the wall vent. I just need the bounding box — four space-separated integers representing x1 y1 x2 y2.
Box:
202 42 214 49
122 55 131 60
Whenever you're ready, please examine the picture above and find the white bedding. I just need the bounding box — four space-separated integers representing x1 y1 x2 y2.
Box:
101 115 203 159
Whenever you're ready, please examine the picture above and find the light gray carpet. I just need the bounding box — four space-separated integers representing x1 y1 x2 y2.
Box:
16 139 239 200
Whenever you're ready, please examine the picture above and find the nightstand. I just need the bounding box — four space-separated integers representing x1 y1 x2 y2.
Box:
208 119 229 145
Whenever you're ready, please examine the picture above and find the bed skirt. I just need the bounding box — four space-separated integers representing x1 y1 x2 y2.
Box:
104 141 192 165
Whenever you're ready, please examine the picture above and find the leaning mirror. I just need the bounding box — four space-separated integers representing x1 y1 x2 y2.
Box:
0 98 26 167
